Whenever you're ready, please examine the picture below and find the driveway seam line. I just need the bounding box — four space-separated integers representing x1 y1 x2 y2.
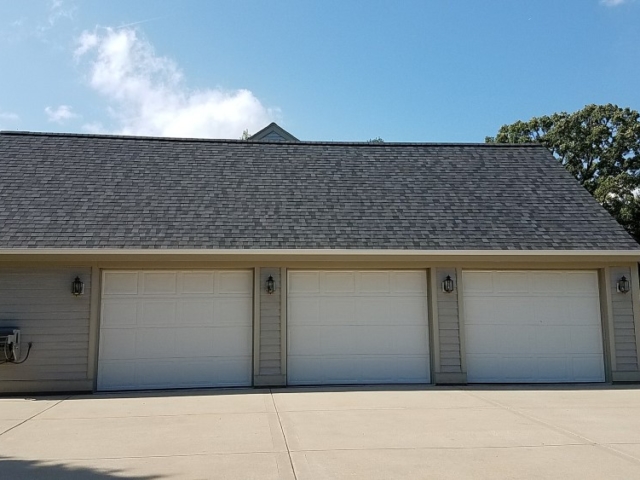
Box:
0 395 72 438
465 390 640 467
270 388 298 480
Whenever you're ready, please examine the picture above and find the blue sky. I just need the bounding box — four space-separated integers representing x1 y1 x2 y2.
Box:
0 0 638 142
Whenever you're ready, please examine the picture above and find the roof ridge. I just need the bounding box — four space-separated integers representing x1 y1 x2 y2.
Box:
0 130 546 148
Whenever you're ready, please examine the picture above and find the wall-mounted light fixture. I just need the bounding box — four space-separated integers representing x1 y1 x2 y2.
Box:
71 276 85 296
266 275 276 295
442 275 455 293
617 276 630 294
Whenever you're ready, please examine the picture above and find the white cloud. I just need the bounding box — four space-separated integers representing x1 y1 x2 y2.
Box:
0 111 19 122
600 0 630 6
45 105 79 123
74 27 275 138
0 111 19 130
47 0 76 26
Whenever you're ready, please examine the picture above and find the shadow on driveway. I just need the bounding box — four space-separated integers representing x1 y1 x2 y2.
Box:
0 457 159 480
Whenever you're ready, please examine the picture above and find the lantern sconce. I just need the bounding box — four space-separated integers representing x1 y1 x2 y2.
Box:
617 276 630 294
442 275 455 293
266 275 276 295
72 276 85 296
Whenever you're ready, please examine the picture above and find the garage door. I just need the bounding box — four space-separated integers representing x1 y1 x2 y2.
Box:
98 270 253 391
463 271 605 383
288 271 430 385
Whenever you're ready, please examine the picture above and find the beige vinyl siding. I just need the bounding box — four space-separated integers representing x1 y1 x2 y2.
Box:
0 267 92 392
436 269 462 373
610 267 639 372
259 268 282 375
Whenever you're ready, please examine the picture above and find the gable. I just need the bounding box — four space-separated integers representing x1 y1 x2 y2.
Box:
248 122 299 142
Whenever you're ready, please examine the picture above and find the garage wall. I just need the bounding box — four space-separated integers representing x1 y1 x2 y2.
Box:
0 267 92 393
436 268 463 379
255 267 285 385
610 267 639 374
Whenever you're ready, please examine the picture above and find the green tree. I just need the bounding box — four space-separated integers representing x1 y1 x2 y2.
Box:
486 104 640 242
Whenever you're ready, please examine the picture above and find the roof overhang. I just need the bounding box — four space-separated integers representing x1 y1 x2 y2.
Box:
0 249 639 266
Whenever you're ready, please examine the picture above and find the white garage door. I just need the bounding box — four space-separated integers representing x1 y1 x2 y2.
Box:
98 270 253 391
288 271 430 385
463 271 605 383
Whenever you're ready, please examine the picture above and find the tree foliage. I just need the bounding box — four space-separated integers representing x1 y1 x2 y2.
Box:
486 104 640 242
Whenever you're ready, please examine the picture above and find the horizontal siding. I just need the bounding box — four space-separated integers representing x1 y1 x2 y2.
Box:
259 268 281 375
610 267 639 372
437 269 462 373
0 267 91 392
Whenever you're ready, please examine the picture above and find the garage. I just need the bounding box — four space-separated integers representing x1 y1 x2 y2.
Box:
287 270 430 385
98 270 253 391
463 271 605 383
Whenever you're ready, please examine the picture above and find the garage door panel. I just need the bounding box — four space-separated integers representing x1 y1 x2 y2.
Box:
394 271 427 293
141 301 176 326
288 270 430 385
174 327 215 356
535 326 570 354
389 297 427 324
100 329 137 360
463 297 495 325
181 272 215 294
570 327 605 354
463 272 494 294
324 272 356 293
98 360 136 390
531 273 563 294
289 272 320 293
99 270 252 391
566 272 599 294
495 272 530 293
572 356 605 382
567 299 601 325
288 297 320 324
465 324 502 355
142 272 177 295
357 297 391 325
179 300 215 326
288 326 323 355
102 300 138 328
360 272 391 293
213 298 252 326
322 297 357 323
135 328 176 359
217 271 253 294
392 326 429 354
209 326 252 356
463 271 604 384
103 272 138 295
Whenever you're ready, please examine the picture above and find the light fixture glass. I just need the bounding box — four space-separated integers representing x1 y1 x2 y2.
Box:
442 275 454 293
266 275 276 294
617 276 630 294
72 276 85 296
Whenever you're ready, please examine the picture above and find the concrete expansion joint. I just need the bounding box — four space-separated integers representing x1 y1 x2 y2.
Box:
464 391 640 467
269 389 298 480
0 396 71 437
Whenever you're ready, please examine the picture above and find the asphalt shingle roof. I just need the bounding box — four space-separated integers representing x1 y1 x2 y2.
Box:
0 131 637 250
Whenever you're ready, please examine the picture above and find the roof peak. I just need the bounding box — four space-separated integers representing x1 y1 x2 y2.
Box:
247 122 299 142
0 130 545 148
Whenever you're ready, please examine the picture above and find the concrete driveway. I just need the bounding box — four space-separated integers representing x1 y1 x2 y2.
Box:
1 385 640 479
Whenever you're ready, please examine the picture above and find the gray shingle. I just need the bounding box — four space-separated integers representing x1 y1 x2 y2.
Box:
0 131 637 250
